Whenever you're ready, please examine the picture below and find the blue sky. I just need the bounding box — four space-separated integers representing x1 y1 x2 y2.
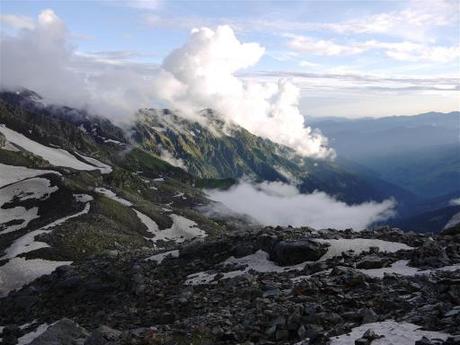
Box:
1 0 459 117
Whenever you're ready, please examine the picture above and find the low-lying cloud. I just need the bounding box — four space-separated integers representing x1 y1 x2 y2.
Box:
207 181 395 230
0 10 333 158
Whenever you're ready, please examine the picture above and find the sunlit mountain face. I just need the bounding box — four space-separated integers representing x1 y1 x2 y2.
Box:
0 1 459 344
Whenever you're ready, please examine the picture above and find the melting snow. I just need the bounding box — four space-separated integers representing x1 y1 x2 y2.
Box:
75 153 112 174
0 206 39 235
0 163 60 188
1 201 91 260
329 320 450 345
0 177 60 234
146 250 179 263
0 257 71 297
17 323 51 345
150 214 206 243
0 125 103 171
359 260 460 278
315 238 412 261
95 187 133 206
185 250 306 285
0 177 58 204
134 209 159 235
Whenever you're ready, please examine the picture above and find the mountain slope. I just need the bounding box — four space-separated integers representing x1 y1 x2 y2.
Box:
133 108 413 205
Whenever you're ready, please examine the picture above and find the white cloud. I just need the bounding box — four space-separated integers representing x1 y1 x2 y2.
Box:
156 26 334 158
286 35 460 63
287 35 366 56
0 14 35 30
0 9 163 121
126 0 161 10
450 198 460 206
0 11 333 158
325 0 458 42
207 181 396 230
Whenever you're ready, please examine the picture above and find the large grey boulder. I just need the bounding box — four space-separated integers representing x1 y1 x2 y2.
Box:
269 240 328 266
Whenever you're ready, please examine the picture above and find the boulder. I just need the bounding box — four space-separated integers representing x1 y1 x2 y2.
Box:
356 256 387 269
269 240 328 266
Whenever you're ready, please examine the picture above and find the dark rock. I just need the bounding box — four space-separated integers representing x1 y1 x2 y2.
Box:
269 240 328 266
356 256 387 269
84 325 121 345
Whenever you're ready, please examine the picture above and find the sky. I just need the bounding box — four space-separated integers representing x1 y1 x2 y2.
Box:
1 0 459 118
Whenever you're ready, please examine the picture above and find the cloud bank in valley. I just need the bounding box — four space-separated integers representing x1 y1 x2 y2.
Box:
0 10 333 158
207 182 395 230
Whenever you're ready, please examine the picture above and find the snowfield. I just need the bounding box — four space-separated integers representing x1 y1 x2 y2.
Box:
185 250 307 285
150 214 206 243
0 125 107 171
16 323 51 345
0 163 60 188
0 177 58 205
95 187 133 206
329 320 450 345
0 177 59 235
0 194 92 295
146 250 179 263
75 153 112 174
359 260 460 278
315 238 412 261
0 257 72 297
94 187 206 244
0 205 39 235
1 199 91 260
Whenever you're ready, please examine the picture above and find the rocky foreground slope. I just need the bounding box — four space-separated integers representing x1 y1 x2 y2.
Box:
1 226 459 345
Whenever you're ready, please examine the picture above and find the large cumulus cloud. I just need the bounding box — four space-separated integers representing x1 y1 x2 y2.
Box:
0 10 333 158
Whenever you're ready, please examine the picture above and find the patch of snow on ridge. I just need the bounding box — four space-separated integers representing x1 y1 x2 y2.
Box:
0 206 39 235
0 163 60 188
359 260 460 278
151 214 206 243
75 153 112 174
95 187 133 206
0 257 72 297
0 124 100 171
147 250 179 263
315 238 412 261
17 323 51 345
0 177 58 205
134 209 159 235
185 250 306 285
329 320 450 345
0 177 60 234
1 201 92 260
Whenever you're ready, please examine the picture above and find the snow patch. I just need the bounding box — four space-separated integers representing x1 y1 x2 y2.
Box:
0 125 102 171
359 260 460 278
17 323 51 345
329 320 450 345
0 257 72 297
146 250 179 263
75 153 112 174
1 201 91 260
186 250 306 285
150 214 206 243
95 187 133 206
315 238 412 261
134 209 159 235
0 163 60 188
